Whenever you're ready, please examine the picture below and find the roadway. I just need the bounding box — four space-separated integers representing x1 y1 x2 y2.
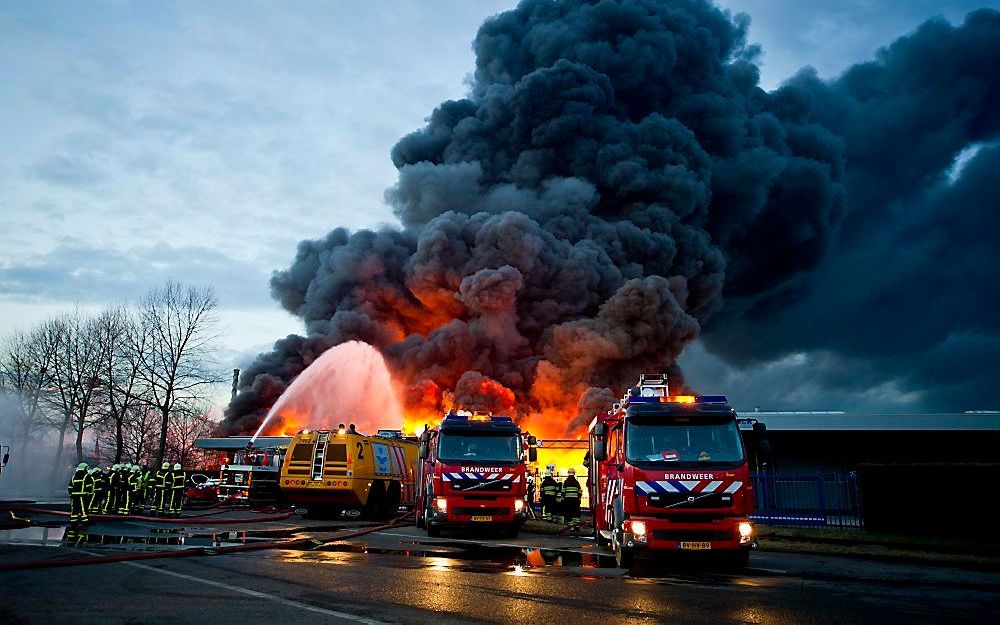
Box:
1 512 997 624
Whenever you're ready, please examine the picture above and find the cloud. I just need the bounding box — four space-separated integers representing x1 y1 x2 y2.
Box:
0 242 273 308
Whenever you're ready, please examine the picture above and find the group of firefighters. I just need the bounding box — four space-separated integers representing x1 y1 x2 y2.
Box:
67 461 188 525
535 467 583 526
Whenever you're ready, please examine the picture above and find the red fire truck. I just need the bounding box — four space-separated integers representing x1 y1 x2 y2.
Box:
588 374 765 568
416 410 532 538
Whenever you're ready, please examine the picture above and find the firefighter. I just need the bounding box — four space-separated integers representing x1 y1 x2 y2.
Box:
103 464 119 514
539 470 559 522
87 466 105 514
561 467 582 527
141 465 153 509
348 423 358 435
117 463 134 515
129 465 142 514
68 462 90 525
153 462 170 514
168 463 186 517
553 478 565 525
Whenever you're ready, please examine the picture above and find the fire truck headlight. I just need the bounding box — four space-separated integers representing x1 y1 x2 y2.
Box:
435 497 448 513
631 521 646 537
739 522 753 543
514 499 525 513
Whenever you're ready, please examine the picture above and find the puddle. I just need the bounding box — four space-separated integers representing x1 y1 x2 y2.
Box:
0 526 67 546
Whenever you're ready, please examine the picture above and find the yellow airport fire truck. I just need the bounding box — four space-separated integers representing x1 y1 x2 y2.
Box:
280 427 418 519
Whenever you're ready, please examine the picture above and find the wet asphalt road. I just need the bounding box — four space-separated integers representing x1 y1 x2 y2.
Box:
1 518 998 624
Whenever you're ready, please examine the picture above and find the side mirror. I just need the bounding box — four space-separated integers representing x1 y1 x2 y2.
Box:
418 443 428 460
593 423 607 437
527 435 537 446
752 422 767 434
528 448 538 463
593 441 607 462
758 439 772 468
1 452 8 466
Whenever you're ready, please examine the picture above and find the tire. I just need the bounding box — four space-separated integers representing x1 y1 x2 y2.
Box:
595 524 611 548
427 521 441 538
723 549 750 570
363 481 385 520
384 482 401 520
614 532 634 568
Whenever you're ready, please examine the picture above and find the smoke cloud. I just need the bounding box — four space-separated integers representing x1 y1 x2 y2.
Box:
223 1 1000 435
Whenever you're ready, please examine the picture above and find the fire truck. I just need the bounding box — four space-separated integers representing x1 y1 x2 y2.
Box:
588 374 766 568
416 410 532 538
217 442 285 505
280 428 418 519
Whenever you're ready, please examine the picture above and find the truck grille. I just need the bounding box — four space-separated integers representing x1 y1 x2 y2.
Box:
643 493 733 509
651 529 735 542
452 507 508 516
448 480 514 492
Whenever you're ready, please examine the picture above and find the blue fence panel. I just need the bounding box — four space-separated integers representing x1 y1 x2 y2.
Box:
750 472 863 528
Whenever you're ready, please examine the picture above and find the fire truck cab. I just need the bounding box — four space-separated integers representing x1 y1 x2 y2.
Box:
416 411 529 538
218 443 285 505
588 374 758 568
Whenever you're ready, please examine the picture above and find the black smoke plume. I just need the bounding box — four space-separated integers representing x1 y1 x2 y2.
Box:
223 1 1000 435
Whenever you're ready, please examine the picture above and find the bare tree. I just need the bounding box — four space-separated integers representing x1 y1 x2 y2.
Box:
94 307 150 463
45 311 107 469
133 282 222 466
0 322 60 460
167 408 217 468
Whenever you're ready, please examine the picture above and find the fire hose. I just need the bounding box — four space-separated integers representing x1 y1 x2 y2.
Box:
9 506 296 525
0 510 415 571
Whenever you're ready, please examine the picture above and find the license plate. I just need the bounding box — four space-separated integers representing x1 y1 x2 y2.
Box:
234 475 243 483
679 542 711 550
470 515 493 522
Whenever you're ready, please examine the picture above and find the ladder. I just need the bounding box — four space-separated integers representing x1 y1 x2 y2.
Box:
311 432 329 481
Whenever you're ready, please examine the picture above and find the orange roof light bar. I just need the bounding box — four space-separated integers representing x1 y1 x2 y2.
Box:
661 395 696 404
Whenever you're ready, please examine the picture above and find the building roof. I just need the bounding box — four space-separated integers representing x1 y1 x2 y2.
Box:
739 412 1000 431
194 436 292 450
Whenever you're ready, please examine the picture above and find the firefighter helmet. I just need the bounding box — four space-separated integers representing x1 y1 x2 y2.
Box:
76 462 88 471
567 467 576 476
173 463 182 470
161 462 170 470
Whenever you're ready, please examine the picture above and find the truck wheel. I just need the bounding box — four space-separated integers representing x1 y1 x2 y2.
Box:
723 549 750 570
363 481 385 519
594 524 611 548
427 521 441 538
614 538 634 568
384 482 401 519
415 498 425 529
612 529 634 568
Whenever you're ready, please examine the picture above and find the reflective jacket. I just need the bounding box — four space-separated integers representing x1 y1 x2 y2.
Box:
540 476 559 497
562 476 581 501
171 470 186 490
154 469 169 489
68 470 88 496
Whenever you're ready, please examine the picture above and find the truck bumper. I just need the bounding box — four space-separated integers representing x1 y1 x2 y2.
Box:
623 517 752 552
429 497 525 528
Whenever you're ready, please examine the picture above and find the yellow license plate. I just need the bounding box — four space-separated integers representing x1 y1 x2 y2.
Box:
679 542 712 550
470 515 493 522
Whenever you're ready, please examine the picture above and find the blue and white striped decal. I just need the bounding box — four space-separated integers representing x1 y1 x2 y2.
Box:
635 480 743 495
441 472 520 483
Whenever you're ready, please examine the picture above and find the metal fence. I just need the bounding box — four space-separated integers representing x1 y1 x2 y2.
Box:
750 472 863 528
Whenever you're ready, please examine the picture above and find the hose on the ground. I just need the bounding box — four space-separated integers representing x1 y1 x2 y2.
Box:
0 536 316 572
0 509 415 571
10 506 295 525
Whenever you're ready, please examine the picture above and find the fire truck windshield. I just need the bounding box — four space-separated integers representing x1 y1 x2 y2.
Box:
438 431 521 464
625 417 745 468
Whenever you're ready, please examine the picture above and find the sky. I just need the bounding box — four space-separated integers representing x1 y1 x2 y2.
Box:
2 0 997 412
